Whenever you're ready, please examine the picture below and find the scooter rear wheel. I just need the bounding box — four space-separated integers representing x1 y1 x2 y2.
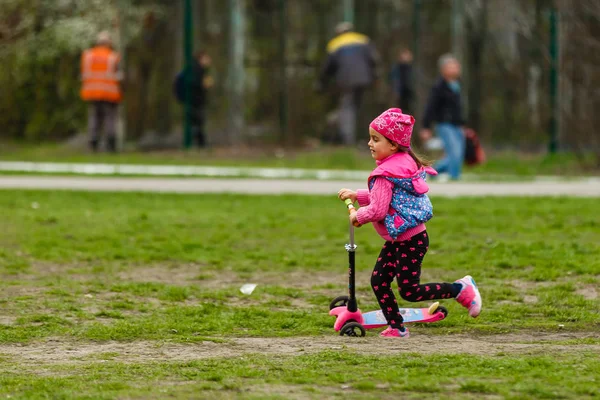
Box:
437 306 449 318
340 321 366 337
329 295 350 310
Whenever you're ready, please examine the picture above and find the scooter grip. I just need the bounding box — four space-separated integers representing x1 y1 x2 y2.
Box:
344 199 360 227
344 198 356 213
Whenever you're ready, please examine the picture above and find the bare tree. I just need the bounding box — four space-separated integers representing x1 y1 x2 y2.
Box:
465 0 488 133
559 0 600 165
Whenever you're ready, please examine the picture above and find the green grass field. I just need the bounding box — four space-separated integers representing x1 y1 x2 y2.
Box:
2 141 599 178
1 190 599 399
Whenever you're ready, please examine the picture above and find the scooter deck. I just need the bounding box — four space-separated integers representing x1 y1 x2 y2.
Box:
329 301 447 331
361 306 445 328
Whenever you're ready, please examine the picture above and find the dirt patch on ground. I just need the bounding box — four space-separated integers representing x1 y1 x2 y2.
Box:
0 286 44 297
118 263 208 286
576 285 598 300
244 269 346 289
523 295 538 304
0 316 17 326
6 261 346 291
119 265 347 291
1 332 598 367
5 261 94 283
510 279 599 302
509 280 553 291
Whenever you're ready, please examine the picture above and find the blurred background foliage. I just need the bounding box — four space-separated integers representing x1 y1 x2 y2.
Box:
0 0 598 163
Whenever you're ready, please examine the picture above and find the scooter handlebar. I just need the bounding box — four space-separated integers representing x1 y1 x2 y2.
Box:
344 198 355 213
344 199 360 227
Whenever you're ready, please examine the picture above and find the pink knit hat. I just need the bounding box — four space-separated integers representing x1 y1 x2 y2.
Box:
369 108 415 147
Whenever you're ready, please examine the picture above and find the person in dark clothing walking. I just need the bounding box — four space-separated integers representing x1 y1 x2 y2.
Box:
174 51 213 147
317 22 379 146
389 48 414 114
420 54 465 180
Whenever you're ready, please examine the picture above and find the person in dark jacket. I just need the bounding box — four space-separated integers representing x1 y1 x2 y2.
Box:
174 51 213 147
389 48 414 114
318 22 379 145
420 54 465 180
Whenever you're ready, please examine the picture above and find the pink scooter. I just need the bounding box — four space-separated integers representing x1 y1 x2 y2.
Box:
329 199 448 337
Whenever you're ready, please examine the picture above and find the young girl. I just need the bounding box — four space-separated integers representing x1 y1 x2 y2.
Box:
338 108 482 338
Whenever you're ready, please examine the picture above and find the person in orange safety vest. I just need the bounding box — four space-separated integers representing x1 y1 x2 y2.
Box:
80 31 123 152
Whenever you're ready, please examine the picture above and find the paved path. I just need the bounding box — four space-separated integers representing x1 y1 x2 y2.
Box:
0 176 598 197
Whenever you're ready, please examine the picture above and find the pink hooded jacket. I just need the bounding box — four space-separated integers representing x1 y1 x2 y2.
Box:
356 152 437 242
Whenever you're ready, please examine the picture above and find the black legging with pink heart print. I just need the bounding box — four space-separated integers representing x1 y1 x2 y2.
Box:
371 230 459 330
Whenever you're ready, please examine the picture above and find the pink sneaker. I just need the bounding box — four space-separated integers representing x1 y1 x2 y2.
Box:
380 326 410 338
455 275 482 317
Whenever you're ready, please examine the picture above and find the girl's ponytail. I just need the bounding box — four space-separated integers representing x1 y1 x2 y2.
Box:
406 147 432 169
382 134 432 169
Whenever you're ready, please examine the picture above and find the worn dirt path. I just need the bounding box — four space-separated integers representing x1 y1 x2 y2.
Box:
1 332 597 366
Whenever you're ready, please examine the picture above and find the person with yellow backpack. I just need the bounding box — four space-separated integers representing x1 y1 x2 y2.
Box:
317 22 379 146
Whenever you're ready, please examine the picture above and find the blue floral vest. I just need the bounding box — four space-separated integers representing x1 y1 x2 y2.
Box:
368 170 433 240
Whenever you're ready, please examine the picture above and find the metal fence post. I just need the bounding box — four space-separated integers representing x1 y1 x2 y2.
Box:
228 0 245 143
412 0 421 125
279 0 288 144
183 0 193 149
549 5 559 153
343 0 354 24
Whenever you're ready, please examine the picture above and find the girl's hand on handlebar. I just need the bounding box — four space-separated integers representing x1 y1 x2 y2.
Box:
349 211 361 227
338 188 357 203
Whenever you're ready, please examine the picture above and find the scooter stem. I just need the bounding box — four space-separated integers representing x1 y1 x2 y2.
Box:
343 199 358 312
346 221 358 312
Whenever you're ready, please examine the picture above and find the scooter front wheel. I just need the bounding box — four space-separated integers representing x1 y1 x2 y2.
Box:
340 321 366 337
329 295 350 310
